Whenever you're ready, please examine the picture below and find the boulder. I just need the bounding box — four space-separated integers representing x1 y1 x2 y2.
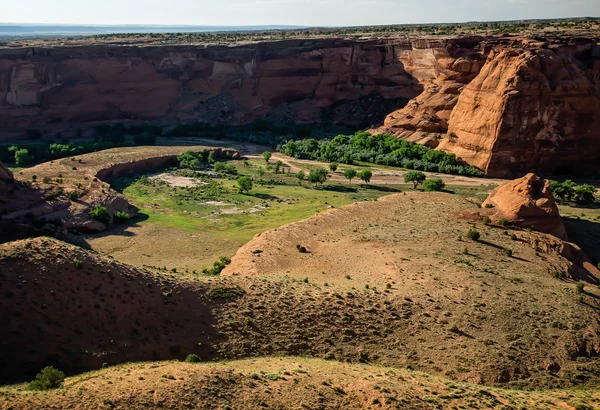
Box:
482 173 568 240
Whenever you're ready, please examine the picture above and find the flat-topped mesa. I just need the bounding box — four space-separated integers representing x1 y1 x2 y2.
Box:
482 173 568 240
379 37 600 176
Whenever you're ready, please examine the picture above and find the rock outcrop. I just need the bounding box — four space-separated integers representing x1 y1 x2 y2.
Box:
481 173 568 240
379 37 600 176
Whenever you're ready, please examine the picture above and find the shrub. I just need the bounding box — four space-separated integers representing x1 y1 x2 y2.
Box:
504 248 513 257
274 160 283 173
178 151 201 169
185 354 201 363
202 256 232 275
423 178 445 191
88 205 110 225
29 366 65 391
296 170 305 185
208 285 245 299
214 162 237 175
296 244 308 253
113 211 130 223
576 282 585 293
404 171 426 189
262 151 272 163
467 229 480 241
510 233 517 241
329 162 339 172
74 260 83 269
237 176 253 193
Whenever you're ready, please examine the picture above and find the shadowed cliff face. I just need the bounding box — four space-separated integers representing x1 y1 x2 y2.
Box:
0 39 433 135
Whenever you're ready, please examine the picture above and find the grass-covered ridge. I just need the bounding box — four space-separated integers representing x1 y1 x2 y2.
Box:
279 132 485 176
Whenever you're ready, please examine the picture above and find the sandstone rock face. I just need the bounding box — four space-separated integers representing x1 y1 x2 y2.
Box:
380 38 600 176
482 173 568 240
0 39 431 136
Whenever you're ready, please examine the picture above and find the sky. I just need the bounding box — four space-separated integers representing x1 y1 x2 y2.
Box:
3 0 599 27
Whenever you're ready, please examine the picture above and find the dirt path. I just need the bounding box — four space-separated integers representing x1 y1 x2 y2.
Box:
248 152 508 187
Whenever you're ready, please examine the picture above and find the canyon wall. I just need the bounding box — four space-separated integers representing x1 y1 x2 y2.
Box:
1 36 599 176
0 39 431 135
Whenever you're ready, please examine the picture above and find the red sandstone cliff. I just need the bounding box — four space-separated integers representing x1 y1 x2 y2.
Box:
379 38 600 177
0 39 427 134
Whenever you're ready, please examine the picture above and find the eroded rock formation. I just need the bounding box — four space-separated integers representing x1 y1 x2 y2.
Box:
481 173 567 239
379 37 600 176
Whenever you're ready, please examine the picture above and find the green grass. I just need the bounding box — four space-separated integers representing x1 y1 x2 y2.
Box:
106 159 402 270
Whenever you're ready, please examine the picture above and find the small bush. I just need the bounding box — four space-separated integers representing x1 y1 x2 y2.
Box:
113 211 130 223
74 260 83 269
510 233 517 241
484 203 494 208
185 354 201 363
467 229 480 241
576 282 585 293
208 285 245 300
498 218 509 226
296 244 308 253
88 205 110 225
423 178 445 192
504 248 513 257
29 366 65 391
482 216 492 224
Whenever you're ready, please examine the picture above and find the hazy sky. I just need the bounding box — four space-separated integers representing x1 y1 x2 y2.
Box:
3 0 599 26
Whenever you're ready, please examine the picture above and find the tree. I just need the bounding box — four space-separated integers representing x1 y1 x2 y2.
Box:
343 153 354 165
263 151 272 164
329 162 339 172
275 160 283 173
15 148 33 166
296 170 305 185
405 171 426 189
359 169 372 184
423 178 445 192
88 205 110 226
573 184 596 204
29 366 65 391
258 167 265 178
237 176 253 193
343 168 357 184
308 167 329 186
178 151 200 169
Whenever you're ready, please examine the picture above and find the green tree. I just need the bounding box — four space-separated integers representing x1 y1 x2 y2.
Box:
359 169 372 184
308 167 330 186
275 160 283 173
258 167 265 178
263 151 272 164
423 178 445 191
296 170 305 185
177 151 200 169
573 184 596 204
88 205 110 225
343 168 357 184
237 176 253 193
329 162 339 172
14 148 33 166
29 366 65 391
405 171 426 189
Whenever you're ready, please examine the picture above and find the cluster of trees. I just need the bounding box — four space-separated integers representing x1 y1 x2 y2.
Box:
279 132 484 176
1 124 162 167
549 180 596 204
404 171 446 191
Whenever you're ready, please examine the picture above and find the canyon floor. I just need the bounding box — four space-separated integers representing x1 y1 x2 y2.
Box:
2 141 600 409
